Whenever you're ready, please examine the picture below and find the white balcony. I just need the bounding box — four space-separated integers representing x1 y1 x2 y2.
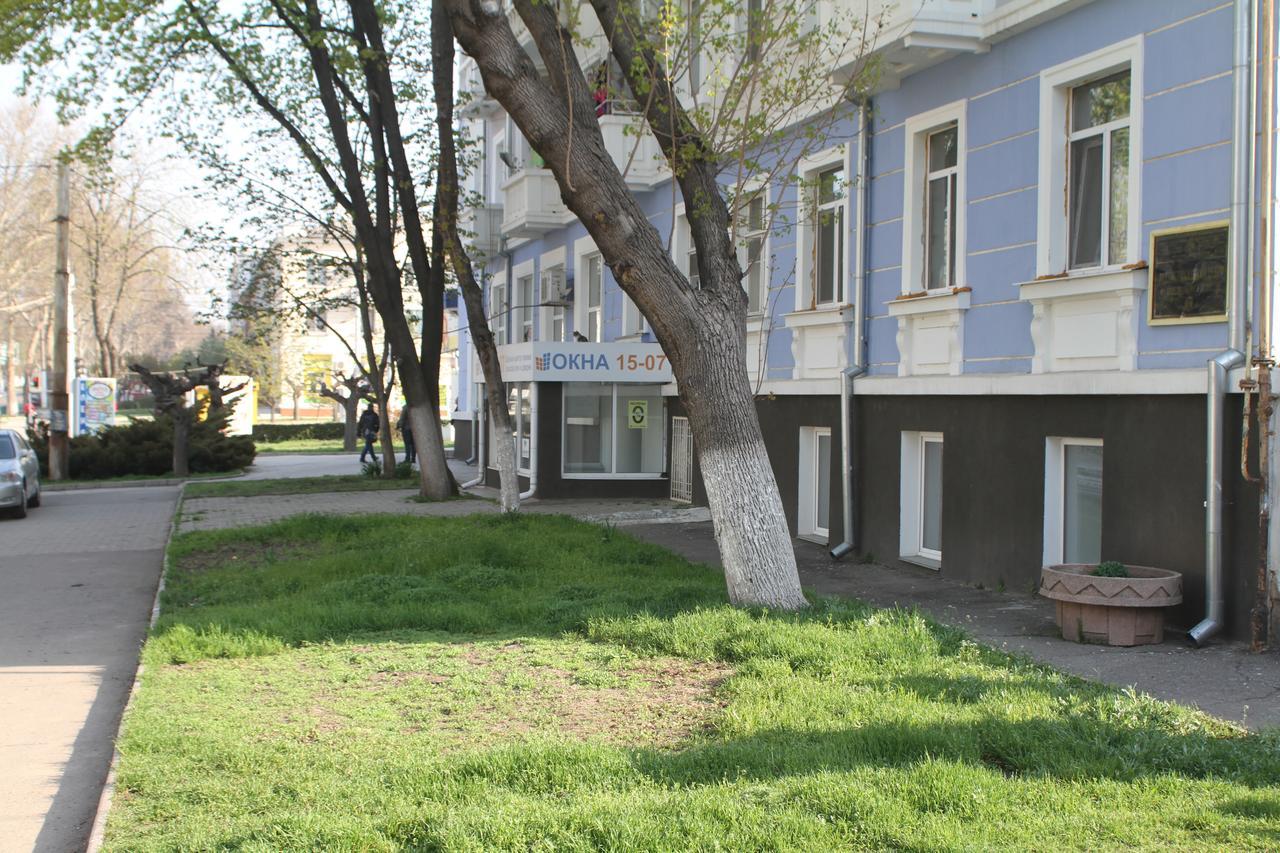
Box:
458 203 503 259
458 60 501 119
599 113 668 191
500 168 572 239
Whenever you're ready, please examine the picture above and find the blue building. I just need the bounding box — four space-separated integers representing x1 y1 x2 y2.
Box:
452 0 1280 641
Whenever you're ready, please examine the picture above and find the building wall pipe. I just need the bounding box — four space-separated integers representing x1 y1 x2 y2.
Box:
832 99 871 561
1193 0 1257 645
461 401 486 488
1191 349 1248 646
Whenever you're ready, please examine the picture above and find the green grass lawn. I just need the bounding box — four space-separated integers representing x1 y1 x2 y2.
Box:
184 474 420 498
254 438 353 454
107 514 1280 850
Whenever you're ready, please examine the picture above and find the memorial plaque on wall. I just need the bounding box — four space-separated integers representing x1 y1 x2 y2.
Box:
1148 222 1229 324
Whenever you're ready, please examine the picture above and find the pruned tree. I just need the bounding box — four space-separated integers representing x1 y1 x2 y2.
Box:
129 362 216 476
440 0 879 607
432 3 520 511
319 371 372 451
4 0 458 499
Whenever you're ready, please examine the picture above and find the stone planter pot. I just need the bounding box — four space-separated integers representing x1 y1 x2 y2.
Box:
1039 564 1183 646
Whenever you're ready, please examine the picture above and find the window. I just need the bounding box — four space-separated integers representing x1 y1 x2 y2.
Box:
540 265 568 341
741 192 767 313
585 254 603 341
901 101 966 295
925 125 958 290
1043 437 1103 566
688 2 702 91
517 273 535 342
563 383 665 477
899 431 943 566
622 293 647 337
0 435 14 459
490 279 508 344
487 382 532 473
1068 71 1130 269
797 427 832 540
1037 38 1141 277
809 164 845 306
745 0 763 64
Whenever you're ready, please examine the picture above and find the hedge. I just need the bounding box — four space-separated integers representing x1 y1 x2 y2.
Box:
251 422 346 443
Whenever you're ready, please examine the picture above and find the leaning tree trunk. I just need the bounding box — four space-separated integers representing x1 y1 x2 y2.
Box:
431 0 520 511
171 408 191 477
342 397 359 451
445 0 807 607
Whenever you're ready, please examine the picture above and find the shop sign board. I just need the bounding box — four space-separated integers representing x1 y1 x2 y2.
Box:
498 342 674 383
75 377 116 435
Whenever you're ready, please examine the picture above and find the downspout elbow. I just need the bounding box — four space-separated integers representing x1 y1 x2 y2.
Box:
830 364 867 560
1191 348 1247 646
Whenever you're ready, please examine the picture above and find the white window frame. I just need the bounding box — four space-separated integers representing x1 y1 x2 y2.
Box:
794 145 850 310
488 262 509 345
1042 436 1104 567
1037 37 1143 278
797 426 832 541
736 181 771 315
511 382 532 474
561 383 666 479
901 100 967 295
621 292 648 338
573 236 604 342
899 430 944 568
671 204 700 291
511 259 536 343
539 247 568 342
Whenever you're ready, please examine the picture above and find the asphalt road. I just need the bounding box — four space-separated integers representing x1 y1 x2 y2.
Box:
0 485 179 853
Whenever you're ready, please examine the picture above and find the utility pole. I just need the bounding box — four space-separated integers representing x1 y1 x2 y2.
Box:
49 160 70 480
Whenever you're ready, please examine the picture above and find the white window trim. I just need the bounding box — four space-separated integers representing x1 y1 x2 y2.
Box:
538 247 568 342
902 99 968 295
736 178 772 317
797 426 832 542
1036 37 1143 278
488 260 509 345
1042 436 1104 567
899 430 943 569
573 236 604 342
560 383 666 479
511 259 536 343
670 202 700 291
794 144 850 311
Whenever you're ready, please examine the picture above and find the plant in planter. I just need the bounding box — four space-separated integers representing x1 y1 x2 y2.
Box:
1039 561 1183 646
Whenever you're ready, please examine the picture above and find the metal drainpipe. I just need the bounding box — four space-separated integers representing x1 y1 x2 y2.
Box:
1191 0 1255 645
518 382 538 500
461 400 486 488
465 411 479 465
832 98 871 560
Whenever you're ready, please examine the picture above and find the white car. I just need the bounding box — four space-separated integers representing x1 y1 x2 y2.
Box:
0 428 41 519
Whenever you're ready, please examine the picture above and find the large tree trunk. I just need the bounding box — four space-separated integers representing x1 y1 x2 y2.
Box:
432 1 520 511
445 0 807 608
172 410 191 477
342 397 358 451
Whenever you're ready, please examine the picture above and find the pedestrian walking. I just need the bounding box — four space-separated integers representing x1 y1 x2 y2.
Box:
398 405 415 465
357 403 380 464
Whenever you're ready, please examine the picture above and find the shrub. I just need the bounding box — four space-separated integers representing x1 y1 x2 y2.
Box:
30 405 256 479
1092 561 1130 578
251 422 345 443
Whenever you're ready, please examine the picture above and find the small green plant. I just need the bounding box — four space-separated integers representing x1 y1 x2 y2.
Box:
394 461 414 479
360 460 381 478
1092 561 1130 578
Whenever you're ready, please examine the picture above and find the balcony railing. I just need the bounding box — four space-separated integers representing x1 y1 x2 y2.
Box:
500 168 572 239
598 112 668 191
458 203 504 259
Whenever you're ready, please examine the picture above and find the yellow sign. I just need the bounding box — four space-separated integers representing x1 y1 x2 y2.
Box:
627 400 648 429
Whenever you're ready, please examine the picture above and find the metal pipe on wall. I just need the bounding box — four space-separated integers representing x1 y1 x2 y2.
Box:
832 99 871 561
1192 0 1256 645
461 400 486 488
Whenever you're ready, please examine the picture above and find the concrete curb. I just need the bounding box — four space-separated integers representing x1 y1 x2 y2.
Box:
44 471 248 492
84 481 184 852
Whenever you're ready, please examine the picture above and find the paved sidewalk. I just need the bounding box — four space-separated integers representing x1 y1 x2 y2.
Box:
0 485 179 853
626 522 1280 731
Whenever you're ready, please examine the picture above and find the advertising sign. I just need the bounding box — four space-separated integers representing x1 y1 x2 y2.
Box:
76 377 117 435
627 400 649 429
498 342 674 384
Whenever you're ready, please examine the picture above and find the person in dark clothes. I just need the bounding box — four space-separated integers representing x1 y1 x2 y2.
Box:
397 405 415 465
357 403 380 463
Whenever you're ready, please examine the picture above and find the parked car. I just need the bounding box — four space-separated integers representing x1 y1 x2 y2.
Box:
0 428 41 519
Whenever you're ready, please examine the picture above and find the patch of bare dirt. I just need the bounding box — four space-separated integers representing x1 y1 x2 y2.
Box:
178 541 322 574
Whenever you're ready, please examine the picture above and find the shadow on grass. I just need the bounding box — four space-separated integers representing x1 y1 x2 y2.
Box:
151 511 1280 796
